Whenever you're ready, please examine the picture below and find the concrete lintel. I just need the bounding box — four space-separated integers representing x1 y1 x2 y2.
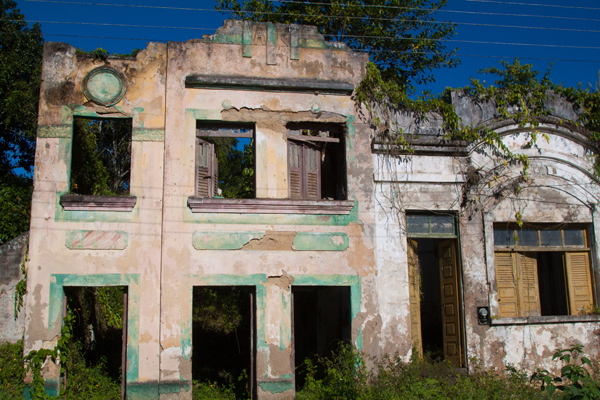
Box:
185 75 354 95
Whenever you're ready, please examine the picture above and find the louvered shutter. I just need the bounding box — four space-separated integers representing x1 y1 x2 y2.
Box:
288 141 302 199
517 253 541 317
212 148 219 196
305 144 321 200
495 252 519 318
196 138 214 198
565 252 594 314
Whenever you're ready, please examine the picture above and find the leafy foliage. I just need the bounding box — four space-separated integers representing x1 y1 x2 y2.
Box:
216 0 459 93
0 176 31 244
210 138 255 199
531 344 600 400
13 245 27 319
70 118 132 196
192 287 243 334
0 0 43 177
296 344 546 400
0 341 26 399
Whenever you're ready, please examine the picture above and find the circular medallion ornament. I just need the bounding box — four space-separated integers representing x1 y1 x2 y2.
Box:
82 67 127 106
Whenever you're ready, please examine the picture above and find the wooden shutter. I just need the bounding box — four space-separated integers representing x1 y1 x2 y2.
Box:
517 253 540 317
438 240 463 367
288 141 302 199
196 138 214 198
407 240 423 358
305 144 321 200
565 252 594 314
495 252 519 318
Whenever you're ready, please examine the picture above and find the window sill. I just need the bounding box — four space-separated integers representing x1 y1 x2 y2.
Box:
491 314 600 326
187 197 355 215
60 194 137 212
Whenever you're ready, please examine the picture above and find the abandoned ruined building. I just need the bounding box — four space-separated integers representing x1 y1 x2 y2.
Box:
21 20 600 399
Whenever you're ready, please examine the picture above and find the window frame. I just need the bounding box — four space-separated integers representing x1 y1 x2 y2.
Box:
492 224 596 319
286 123 346 201
194 123 255 199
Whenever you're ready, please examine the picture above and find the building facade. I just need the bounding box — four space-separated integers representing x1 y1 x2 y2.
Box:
24 20 599 400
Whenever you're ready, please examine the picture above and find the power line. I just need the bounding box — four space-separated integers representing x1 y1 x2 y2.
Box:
19 0 600 26
464 0 600 12
12 19 600 51
31 31 600 63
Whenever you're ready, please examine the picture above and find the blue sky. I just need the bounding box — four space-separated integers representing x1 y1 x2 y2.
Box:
15 0 600 96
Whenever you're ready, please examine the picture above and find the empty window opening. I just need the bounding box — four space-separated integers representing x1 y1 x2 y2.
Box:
63 286 128 399
70 117 132 196
494 225 594 317
287 123 346 200
192 286 256 399
196 123 255 199
292 286 351 390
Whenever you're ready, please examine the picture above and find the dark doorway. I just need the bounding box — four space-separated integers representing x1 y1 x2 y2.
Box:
292 286 351 390
409 239 464 366
64 286 127 398
192 286 256 399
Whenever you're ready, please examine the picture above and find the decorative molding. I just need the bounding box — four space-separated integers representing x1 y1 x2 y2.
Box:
60 194 137 212
37 124 71 138
187 197 355 215
185 75 354 95
491 315 600 326
132 128 165 142
193 231 265 250
293 232 349 251
82 66 127 106
66 230 128 250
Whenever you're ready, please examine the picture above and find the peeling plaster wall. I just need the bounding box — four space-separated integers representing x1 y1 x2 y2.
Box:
373 102 600 374
26 41 167 396
0 233 28 343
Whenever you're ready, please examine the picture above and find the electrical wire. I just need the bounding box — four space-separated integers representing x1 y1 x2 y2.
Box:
464 0 600 12
11 18 600 49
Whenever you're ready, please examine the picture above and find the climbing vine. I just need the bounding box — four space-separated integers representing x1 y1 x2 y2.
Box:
14 247 27 319
356 59 600 226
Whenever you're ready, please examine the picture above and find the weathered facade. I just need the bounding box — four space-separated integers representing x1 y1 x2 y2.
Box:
23 20 599 400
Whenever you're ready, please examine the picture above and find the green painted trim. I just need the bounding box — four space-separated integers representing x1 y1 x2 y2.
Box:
54 193 140 222
298 38 345 50
258 380 294 394
280 291 291 351
65 230 128 250
48 273 141 381
202 33 243 45
126 383 159 400
192 231 265 250
37 124 71 138
293 232 349 251
132 128 165 142
293 274 363 350
266 22 277 65
243 21 252 57
185 108 222 121
290 25 299 60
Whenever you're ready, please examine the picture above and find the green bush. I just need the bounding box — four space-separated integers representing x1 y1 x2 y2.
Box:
0 341 26 400
297 344 547 400
192 380 236 400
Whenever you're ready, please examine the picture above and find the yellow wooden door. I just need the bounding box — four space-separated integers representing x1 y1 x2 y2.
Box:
438 240 463 367
565 252 594 314
407 239 423 358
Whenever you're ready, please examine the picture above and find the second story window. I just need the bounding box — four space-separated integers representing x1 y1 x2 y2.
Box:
70 117 132 196
196 123 255 199
287 123 346 201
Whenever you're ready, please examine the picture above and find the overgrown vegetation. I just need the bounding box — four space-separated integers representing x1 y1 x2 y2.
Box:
4 337 600 399
70 118 132 196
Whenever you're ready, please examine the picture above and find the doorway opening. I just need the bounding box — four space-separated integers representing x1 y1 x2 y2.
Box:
192 286 256 399
406 213 464 367
63 286 128 399
292 286 351 390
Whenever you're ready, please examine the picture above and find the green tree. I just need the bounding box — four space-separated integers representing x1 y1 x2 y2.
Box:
0 0 43 176
216 0 459 94
0 0 43 243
